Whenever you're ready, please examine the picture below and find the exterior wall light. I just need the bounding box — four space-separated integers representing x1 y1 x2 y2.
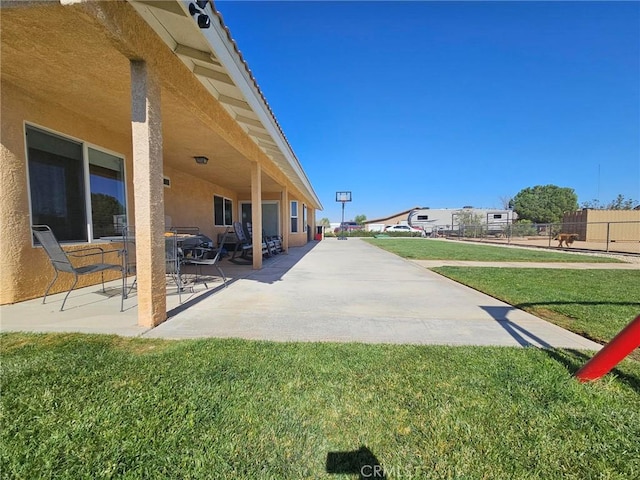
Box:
194 156 209 165
189 2 211 29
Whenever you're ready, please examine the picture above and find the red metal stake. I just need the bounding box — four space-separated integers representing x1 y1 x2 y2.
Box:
575 315 640 382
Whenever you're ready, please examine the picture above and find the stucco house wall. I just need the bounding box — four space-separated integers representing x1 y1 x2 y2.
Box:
1 1 321 311
1 81 135 303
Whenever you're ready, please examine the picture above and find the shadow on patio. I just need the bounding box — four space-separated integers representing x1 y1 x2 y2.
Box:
0 242 319 337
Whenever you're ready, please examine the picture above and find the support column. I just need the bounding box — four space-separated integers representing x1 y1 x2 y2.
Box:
131 60 166 327
251 162 263 269
281 187 289 252
310 207 316 240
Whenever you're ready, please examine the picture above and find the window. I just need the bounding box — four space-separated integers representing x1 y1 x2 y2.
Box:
493 214 503 219
26 125 127 242
214 195 233 226
303 204 307 232
89 148 127 238
417 215 429 220
290 201 298 233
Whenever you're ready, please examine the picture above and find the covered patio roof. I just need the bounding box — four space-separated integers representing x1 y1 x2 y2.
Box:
1 0 322 206
0 0 321 327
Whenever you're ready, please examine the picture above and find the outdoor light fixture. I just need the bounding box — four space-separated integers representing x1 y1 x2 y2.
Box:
189 2 211 29
194 156 209 165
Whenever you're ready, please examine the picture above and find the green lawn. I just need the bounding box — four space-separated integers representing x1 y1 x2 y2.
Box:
431 268 640 346
364 238 622 262
2 333 639 479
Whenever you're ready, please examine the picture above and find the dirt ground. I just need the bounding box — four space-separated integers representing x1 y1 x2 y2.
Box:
449 236 640 260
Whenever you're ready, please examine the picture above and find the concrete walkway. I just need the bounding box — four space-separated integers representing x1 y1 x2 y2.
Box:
4 237 628 348
142 238 605 349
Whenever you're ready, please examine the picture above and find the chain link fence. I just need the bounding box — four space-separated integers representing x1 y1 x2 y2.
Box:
432 220 640 255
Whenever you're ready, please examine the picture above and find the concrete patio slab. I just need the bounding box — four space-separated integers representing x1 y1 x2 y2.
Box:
3 238 624 349
143 238 604 349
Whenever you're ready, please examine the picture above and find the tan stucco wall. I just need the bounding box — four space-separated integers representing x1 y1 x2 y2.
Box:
0 79 263 305
286 196 311 247
163 165 237 242
0 78 308 304
1 3 320 305
562 209 640 242
0 81 134 304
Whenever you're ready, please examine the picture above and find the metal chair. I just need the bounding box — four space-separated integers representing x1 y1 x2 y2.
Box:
121 225 136 298
165 231 186 304
185 229 230 288
31 225 125 311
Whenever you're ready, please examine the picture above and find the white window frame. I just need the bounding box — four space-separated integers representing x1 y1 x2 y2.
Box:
214 195 233 226
290 200 298 233
239 200 281 236
303 204 307 232
25 122 129 244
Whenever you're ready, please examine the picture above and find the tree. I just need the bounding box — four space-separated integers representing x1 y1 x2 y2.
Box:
581 194 639 210
456 210 483 227
498 195 513 210
354 214 367 225
456 210 484 237
512 185 578 224
317 217 331 227
91 193 124 237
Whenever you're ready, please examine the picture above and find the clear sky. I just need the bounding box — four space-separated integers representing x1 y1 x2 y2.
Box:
215 0 640 222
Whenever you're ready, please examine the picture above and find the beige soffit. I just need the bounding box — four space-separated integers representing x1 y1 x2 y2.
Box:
128 0 322 209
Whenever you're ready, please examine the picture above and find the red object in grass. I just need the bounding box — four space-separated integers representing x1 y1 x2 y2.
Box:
575 315 640 382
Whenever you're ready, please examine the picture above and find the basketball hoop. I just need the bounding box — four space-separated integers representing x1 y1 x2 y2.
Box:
336 191 352 240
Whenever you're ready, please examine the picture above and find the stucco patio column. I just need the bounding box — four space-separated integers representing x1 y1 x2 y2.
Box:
130 60 166 327
281 187 289 252
251 162 263 269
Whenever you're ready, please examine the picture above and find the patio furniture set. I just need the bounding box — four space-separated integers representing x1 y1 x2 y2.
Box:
30 224 240 311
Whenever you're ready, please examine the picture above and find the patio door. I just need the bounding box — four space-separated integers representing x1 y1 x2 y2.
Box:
240 201 280 237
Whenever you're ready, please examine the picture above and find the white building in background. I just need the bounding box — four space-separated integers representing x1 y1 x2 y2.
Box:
364 206 517 234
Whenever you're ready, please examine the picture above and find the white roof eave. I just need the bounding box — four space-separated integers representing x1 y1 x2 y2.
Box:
128 0 322 209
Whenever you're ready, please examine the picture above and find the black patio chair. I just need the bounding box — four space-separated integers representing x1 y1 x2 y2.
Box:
31 225 125 311
246 222 274 257
231 221 254 260
263 229 283 254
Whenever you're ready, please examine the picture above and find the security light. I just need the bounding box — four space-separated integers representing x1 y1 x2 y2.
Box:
189 2 211 29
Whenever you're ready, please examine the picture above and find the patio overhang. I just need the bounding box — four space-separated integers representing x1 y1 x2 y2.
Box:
0 0 320 327
128 0 322 208
1 0 321 207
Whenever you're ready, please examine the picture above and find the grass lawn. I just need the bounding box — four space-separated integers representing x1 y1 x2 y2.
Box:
2 333 639 479
364 238 623 262
429 268 640 348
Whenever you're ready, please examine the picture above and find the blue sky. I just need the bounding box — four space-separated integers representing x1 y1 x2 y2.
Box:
215 1 640 222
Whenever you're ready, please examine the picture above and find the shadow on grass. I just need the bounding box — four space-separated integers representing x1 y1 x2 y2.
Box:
481 306 552 347
326 446 386 479
544 348 640 394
